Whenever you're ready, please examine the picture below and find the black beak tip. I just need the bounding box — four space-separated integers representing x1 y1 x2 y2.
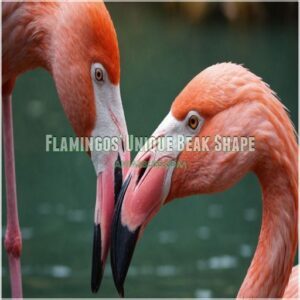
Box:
91 268 103 293
91 223 103 293
111 222 140 298
91 282 101 294
111 174 142 297
118 285 124 298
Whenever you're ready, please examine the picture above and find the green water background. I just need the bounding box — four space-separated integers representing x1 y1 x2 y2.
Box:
2 3 298 298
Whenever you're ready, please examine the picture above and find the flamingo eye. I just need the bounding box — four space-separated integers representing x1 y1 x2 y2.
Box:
95 68 104 81
188 115 199 129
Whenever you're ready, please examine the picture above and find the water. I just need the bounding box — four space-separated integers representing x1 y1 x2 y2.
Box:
2 3 298 298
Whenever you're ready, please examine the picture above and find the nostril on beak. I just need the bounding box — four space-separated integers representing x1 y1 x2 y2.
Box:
136 156 151 185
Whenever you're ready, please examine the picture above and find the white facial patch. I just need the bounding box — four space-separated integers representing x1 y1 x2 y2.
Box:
136 110 204 202
90 63 128 175
137 111 204 161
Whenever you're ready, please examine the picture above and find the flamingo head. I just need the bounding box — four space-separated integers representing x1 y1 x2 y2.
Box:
110 62 293 295
50 3 130 292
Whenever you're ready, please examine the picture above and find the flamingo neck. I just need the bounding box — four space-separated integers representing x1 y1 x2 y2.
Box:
2 3 58 83
237 160 298 297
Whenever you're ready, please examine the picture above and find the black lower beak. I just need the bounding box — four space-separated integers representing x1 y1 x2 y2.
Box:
91 223 102 293
111 175 140 297
91 154 124 293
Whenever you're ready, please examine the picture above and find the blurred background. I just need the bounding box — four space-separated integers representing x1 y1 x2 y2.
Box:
2 2 298 298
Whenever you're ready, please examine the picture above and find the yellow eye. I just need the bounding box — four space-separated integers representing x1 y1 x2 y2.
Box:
95 68 104 81
188 115 199 129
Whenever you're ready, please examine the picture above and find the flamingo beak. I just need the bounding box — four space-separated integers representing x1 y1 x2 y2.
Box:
110 111 196 296
110 152 174 296
91 147 130 293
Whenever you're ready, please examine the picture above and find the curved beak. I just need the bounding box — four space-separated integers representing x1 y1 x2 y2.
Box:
110 111 194 296
90 84 130 293
91 150 129 293
111 148 176 296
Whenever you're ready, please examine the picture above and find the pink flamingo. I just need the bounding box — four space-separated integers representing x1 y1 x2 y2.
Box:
110 63 298 298
2 2 129 297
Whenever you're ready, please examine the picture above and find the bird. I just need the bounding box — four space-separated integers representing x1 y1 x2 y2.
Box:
2 2 130 297
110 62 298 298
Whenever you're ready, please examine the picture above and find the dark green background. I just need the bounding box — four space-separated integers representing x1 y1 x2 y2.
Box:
2 3 298 298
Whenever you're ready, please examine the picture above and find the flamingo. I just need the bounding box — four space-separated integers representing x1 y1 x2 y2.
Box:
110 63 298 298
2 2 130 297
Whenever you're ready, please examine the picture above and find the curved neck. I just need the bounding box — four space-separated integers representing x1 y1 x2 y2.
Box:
238 160 298 297
2 3 58 83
